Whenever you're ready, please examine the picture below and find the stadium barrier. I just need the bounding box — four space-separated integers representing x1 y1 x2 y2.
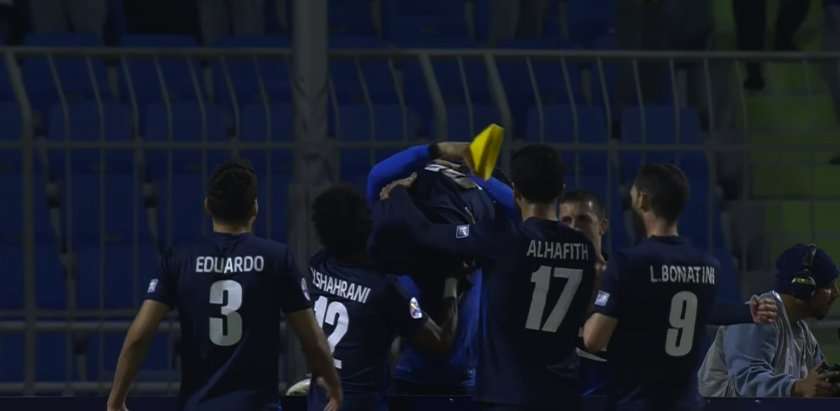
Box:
0 46 839 395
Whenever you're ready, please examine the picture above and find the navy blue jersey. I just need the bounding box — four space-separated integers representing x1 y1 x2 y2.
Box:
593 236 719 411
306 251 427 398
371 187 597 407
145 233 310 411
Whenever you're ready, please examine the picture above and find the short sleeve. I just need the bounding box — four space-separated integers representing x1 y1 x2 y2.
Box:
592 253 624 318
277 247 313 314
145 248 178 308
383 277 428 338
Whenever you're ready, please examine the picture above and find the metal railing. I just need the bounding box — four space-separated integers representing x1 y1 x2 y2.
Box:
1 47 840 395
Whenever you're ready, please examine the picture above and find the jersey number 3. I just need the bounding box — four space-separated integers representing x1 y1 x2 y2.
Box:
209 280 243 347
665 291 698 357
526 266 583 332
313 296 349 369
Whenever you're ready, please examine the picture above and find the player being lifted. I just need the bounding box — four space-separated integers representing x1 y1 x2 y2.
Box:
372 145 597 411
107 161 342 411
306 185 458 411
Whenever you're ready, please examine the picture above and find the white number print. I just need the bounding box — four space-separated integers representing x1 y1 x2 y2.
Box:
313 296 350 369
209 280 243 347
525 266 583 332
665 291 698 357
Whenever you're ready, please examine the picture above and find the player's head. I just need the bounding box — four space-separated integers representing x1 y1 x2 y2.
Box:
510 144 565 208
205 160 258 228
559 190 608 252
312 185 372 259
630 164 689 230
775 244 839 320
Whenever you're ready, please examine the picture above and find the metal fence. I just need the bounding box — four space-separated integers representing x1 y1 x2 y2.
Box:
1 47 839 395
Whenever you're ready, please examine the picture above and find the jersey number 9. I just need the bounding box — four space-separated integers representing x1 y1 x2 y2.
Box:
665 291 698 357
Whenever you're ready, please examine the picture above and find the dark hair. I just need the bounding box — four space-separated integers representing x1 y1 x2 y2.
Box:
206 160 258 225
560 190 606 220
510 144 565 203
312 185 372 258
633 164 689 224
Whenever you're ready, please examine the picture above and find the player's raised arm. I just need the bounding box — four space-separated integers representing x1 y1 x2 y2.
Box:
707 298 778 325
287 309 343 410
107 300 170 411
371 173 501 261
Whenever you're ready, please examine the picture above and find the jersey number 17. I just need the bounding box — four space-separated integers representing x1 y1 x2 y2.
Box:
525 266 583 332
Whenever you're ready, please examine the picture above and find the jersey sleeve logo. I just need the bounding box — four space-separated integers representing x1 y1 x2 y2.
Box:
409 297 423 319
594 291 610 307
147 279 159 293
300 278 311 301
456 225 470 239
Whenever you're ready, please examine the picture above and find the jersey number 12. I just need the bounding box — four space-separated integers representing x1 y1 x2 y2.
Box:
665 291 698 357
313 296 349 369
525 266 583 332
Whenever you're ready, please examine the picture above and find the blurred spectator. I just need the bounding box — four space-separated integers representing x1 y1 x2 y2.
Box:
615 0 711 109
28 0 107 37
488 0 547 44
733 0 811 91
822 0 840 124
198 0 265 44
698 244 840 398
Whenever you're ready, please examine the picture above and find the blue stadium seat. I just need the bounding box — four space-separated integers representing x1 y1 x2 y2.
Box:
525 105 609 179
48 101 133 142
120 34 203 106
143 101 227 141
496 40 583 134
621 106 702 144
34 244 67 309
240 103 293 141
446 104 501 139
85 330 172 382
76 244 158 309
329 0 378 35
0 244 23 309
242 152 293 241
382 0 470 43
332 104 421 141
330 36 400 105
22 33 110 114
0 102 20 140
0 333 24 381
212 36 291 108
36 332 68 381
565 0 616 46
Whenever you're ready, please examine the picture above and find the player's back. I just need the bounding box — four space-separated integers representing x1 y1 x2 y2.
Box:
477 218 596 408
604 236 719 410
306 251 427 410
148 233 310 411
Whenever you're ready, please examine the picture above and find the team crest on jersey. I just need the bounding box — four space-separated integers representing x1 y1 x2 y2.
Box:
409 297 423 319
595 291 610 307
301 278 310 301
147 279 158 293
456 225 470 239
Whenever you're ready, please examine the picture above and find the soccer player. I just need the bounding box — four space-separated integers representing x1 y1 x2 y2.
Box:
582 164 719 411
372 145 597 411
366 143 502 395
306 185 459 411
106 160 342 411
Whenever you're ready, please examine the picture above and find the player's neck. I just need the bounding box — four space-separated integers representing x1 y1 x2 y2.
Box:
212 221 251 235
643 217 678 238
519 202 557 222
780 293 808 322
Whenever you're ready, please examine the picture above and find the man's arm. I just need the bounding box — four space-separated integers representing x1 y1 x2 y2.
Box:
371 183 499 260
366 145 431 204
410 279 459 354
287 309 343 411
721 323 834 397
107 300 170 411
583 313 618 353
709 298 778 325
